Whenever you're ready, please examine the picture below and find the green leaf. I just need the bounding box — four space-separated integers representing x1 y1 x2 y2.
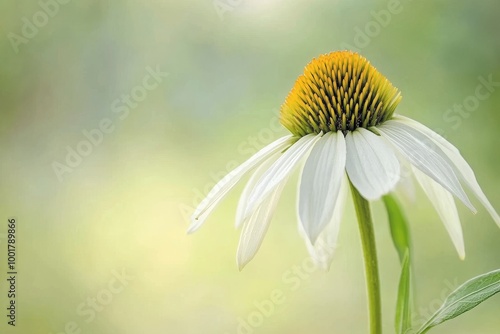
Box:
396 250 412 334
383 194 413 333
383 194 410 263
415 269 500 334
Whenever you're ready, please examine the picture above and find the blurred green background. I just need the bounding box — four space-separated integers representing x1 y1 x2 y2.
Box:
1 0 499 333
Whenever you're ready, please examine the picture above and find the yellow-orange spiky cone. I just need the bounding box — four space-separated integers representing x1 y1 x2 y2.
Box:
280 51 402 137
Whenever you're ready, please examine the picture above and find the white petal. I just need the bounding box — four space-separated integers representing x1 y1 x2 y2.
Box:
413 167 465 259
394 158 417 203
235 159 276 229
298 131 346 243
345 128 400 200
301 175 348 270
236 179 286 270
394 116 500 227
377 121 475 212
243 133 322 220
188 135 294 233
393 115 459 153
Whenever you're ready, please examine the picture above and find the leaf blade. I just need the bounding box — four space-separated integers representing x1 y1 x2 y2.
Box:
383 194 413 333
396 250 412 334
383 194 411 263
416 269 500 334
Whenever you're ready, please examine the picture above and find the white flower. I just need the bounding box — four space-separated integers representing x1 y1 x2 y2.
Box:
188 51 500 270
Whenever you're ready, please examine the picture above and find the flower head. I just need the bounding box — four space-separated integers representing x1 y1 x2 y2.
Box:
281 51 401 136
189 51 500 270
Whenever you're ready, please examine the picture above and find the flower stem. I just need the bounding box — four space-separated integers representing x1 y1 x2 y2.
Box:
350 181 382 334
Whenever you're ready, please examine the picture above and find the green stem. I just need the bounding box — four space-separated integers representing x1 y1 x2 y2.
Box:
350 181 382 334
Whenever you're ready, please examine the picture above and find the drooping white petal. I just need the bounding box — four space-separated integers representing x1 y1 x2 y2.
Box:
235 158 276 229
236 180 286 270
300 175 349 270
243 133 322 221
377 121 476 212
394 158 417 203
345 128 400 200
393 115 459 153
188 135 294 233
413 167 465 259
298 132 346 243
393 115 500 227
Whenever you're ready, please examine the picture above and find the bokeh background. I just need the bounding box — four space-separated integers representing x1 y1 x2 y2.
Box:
1 0 500 333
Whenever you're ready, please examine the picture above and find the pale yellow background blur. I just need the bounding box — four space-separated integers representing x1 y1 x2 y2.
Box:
0 1 499 333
